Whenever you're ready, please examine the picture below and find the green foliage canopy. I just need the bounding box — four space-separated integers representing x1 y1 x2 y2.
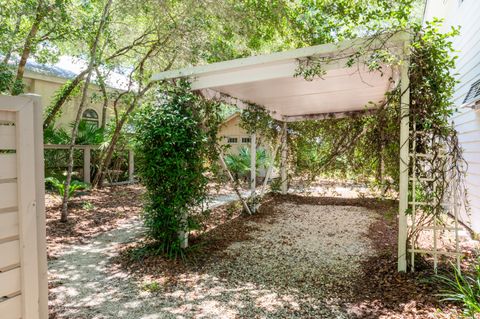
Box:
133 82 221 256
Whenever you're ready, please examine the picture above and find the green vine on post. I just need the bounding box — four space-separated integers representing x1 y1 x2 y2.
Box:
133 81 222 257
242 22 469 243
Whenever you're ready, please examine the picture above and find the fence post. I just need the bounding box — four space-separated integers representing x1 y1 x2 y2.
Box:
128 149 134 182
25 94 48 319
83 146 91 184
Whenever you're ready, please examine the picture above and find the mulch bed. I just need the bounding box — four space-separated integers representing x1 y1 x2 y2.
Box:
113 193 475 318
46 184 144 259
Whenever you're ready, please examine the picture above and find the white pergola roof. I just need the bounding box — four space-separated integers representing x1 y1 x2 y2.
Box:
152 33 408 122
151 32 413 272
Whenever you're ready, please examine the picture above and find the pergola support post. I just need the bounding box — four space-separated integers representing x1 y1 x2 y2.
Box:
398 53 410 272
281 122 288 194
250 133 256 212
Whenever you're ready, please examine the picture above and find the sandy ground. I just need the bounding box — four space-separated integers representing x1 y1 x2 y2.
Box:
49 199 381 318
47 183 478 318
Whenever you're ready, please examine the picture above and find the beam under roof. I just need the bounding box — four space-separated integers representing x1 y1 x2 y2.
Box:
152 32 408 121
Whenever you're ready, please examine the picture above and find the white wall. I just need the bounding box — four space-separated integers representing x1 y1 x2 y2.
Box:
425 0 480 232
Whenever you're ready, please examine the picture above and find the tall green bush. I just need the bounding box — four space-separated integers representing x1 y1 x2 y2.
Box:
134 83 221 256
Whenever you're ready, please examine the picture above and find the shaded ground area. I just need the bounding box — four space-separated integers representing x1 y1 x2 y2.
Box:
46 184 144 258
47 189 472 318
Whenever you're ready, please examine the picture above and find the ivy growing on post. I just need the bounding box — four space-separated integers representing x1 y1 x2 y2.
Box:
133 81 222 257
240 21 468 240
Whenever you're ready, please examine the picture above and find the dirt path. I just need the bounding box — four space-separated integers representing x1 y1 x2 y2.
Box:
49 196 381 318
48 192 249 319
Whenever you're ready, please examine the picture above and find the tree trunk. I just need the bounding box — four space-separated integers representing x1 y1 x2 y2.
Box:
11 5 44 94
60 0 113 222
43 69 89 128
96 68 109 130
92 100 136 188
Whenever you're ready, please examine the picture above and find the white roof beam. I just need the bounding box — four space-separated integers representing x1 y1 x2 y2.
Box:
190 59 352 90
199 89 285 122
151 32 408 82
283 109 377 122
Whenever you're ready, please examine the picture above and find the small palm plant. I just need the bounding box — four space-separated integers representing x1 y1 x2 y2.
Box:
436 260 480 317
46 177 90 199
224 147 270 180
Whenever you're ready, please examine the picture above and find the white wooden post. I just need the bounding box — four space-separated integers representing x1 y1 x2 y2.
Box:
83 146 91 184
128 149 134 182
16 99 40 319
398 47 410 272
281 122 288 194
28 95 48 319
218 151 253 215
178 217 188 249
260 137 281 198
250 133 256 212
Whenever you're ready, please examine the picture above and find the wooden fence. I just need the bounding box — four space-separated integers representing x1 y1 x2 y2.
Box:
43 144 135 185
0 95 48 319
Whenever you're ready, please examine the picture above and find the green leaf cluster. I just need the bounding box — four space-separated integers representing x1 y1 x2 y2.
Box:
436 260 480 317
133 82 221 257
46 176 89 199
224 147 270 180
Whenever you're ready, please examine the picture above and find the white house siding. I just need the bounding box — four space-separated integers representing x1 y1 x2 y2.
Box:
425 0 480 232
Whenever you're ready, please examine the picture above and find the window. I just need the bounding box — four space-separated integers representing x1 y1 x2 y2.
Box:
463 79 480 105
241 137 251 143
227 137 238 144
82 109 99 127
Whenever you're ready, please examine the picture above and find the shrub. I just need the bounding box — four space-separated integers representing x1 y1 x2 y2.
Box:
134 83 221 257
46 177 89 199
224 146 269 181
436 260 480 317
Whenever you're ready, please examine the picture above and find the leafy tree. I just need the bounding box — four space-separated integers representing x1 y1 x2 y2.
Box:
0 0 83 94
133 82 221 256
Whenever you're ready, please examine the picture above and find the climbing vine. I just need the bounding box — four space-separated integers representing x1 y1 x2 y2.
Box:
133 81 222 257
240 21 468 236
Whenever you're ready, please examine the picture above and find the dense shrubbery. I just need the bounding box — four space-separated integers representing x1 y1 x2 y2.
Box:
134 83 221 256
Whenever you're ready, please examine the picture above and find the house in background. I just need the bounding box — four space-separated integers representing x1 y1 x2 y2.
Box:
11 56 126 129
218 112 254 154
424 0 480 233
218 112 275 178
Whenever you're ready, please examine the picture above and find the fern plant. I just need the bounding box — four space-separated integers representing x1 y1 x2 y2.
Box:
46 177 89 199
436 260 480 317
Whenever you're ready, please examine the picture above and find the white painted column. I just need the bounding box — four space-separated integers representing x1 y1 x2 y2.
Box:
281 122 288 194
179 224 188 249
398 53 410 272
250 133 256 212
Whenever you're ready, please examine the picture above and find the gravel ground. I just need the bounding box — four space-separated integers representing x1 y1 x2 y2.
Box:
49 199 380 318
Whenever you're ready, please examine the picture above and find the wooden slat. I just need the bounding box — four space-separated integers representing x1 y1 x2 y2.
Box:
0 154 16 180
0 268 21 298
0 183 17 210
0 125 16 150
0 212 18 241
0 295 21 319
0 240 20 271
0 110 15 123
